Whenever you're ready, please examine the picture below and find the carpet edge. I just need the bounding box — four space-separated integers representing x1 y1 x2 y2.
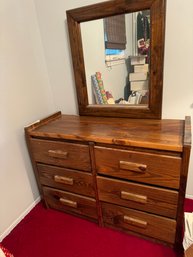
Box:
0 197 41 242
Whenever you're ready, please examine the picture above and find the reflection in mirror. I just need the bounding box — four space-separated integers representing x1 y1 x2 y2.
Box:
81 10 150 106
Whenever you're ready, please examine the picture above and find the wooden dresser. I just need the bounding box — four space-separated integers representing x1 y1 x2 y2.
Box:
25 111 191 249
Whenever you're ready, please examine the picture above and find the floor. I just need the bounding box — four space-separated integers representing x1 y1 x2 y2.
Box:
2 199 193 257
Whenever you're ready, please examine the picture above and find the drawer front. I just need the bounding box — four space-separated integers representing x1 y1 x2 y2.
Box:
95 146 181 189
102 202 176 244
31 139 91 172
97 176 178 218
38 164 95 197
43 186 97 219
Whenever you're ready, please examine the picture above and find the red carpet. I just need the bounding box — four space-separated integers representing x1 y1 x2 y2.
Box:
2 199 193 257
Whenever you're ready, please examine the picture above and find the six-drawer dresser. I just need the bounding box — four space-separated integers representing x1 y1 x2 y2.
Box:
25 111 191 250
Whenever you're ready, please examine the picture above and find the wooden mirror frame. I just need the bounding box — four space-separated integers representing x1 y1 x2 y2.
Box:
66 0 166 119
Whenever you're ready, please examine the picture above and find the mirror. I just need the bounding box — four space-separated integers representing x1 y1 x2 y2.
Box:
81 11 150 106
67 0 166 119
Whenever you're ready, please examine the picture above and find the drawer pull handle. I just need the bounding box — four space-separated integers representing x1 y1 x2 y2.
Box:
121 191 147 204
59 198 77 208
54 175 73 185
123 215 147 229
119 161 147 173
48 150 68 159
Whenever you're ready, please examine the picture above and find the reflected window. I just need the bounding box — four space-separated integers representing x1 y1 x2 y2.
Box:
104 15 126 67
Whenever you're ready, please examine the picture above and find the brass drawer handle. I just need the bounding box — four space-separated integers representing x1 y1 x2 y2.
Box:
59 198 77 208
48 150 68 159
123 215 147 229
119 161 147 173
54 175 73 185
121 191 147 204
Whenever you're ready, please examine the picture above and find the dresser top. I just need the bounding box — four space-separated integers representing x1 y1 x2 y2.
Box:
26 113 191 152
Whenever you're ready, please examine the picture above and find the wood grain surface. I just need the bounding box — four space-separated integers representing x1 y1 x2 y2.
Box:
30 138 91 172
43 186 97 219
28 114 184 152
95 146 181 189
38 164 95 197
102 202 176 244
97 176 178 218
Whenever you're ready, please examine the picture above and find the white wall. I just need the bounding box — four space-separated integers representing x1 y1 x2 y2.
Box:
33 0 87 114
0 0 55 240
33 0 113 113
162 0 193 197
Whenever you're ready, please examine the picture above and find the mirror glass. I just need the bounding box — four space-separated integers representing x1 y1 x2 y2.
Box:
81 10 150 106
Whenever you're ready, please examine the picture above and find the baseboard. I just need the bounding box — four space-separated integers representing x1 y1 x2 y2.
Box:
186 194 193 200
0 196 41 242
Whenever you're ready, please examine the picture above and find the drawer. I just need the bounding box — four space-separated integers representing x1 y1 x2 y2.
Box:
97 176 178 218
102 202 176 244
95 146 181 189
43 186 97 220
38 164 95 197
30 139 91 172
